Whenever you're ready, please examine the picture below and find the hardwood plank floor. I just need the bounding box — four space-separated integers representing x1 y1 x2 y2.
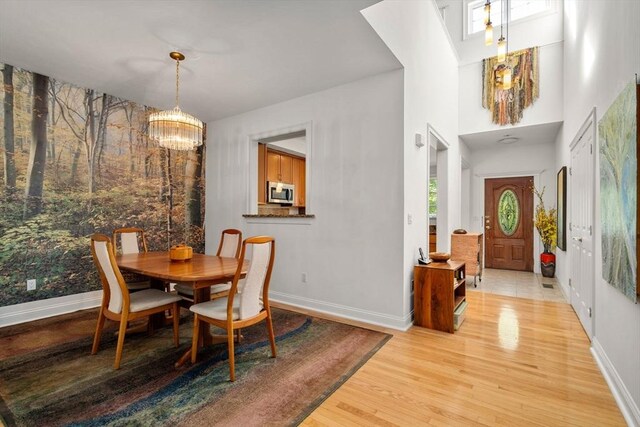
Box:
294 291 625 426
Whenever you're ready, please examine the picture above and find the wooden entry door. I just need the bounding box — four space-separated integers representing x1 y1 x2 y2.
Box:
484 176 534 271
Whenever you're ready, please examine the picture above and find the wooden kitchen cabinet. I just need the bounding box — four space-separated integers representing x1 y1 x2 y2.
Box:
451 233 483 286
266 149 293 184
292 157 305 207
413 260 467 333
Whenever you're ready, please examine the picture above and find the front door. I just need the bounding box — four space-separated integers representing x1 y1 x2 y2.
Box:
484 176 534 271
569 119 595 338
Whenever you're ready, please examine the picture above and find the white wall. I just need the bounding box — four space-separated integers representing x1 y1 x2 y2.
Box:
363 0 460 321
459 42 564 135
469 141 557 274
437 0 563 65
206 69 406 328
559 0 640 424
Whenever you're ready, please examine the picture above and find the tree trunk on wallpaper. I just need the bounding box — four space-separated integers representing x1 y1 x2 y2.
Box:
185 144 204 236
123 102 136 173
47 79 59 165
23 73 49 219
166 149 174 249
2 64 16 191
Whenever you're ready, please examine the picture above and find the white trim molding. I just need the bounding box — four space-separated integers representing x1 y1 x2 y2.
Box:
0 291 102 328
270 290 412 331
591 338 640 426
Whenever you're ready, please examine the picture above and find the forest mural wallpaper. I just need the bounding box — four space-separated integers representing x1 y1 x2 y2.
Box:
0 63 205 307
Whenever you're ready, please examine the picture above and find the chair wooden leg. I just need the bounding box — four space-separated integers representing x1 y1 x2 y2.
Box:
227 326 236 382
91 309 106 355
114 316 128 369
266 311 277 358
191 314 200 364
172 303 180 347
236 328 242 343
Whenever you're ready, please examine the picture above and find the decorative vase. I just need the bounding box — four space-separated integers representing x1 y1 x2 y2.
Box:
540 249 555 278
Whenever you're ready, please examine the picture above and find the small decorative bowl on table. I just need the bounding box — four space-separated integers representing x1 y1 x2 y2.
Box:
429 252 451 262
170 244 193 262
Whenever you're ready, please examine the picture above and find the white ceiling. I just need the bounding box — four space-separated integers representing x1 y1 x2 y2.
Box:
460 121 563 150
0 0 400 123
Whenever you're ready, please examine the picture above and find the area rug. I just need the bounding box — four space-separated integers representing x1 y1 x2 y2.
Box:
0 308 390 426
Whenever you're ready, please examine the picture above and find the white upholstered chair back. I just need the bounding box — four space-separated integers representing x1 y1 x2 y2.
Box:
120 232 140 255
217 229 242 258
113 228 147 255
236 239 274 319
91 236 125 314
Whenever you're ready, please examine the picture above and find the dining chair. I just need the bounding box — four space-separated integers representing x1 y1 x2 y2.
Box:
90 234 182 369
112 227 151 291
174 229 242 302
190 236 276 381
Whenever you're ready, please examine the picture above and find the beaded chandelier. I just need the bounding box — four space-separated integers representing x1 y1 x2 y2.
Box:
149 52 203 151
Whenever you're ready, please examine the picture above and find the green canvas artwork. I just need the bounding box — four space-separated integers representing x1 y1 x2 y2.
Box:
599 79 638 301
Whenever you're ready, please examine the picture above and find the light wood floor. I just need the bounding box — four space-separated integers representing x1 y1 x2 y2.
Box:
293 291 625 426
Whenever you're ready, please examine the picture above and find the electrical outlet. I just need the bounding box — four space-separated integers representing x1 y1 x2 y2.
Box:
407 214 413 225
301 273 307 284
27 279 36 291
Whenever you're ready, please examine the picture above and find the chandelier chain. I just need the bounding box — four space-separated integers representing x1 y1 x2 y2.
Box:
175 58 180 108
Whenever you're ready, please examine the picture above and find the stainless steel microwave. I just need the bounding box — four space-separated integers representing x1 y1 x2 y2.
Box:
267 182 294 205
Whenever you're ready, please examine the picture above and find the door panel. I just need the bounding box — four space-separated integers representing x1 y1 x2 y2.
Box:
570 121 594 338
484 176 534 271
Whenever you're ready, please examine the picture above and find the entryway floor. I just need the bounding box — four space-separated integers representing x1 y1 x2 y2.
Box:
468 268 566 303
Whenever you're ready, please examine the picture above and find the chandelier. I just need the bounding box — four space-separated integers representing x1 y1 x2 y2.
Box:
149 52 204 151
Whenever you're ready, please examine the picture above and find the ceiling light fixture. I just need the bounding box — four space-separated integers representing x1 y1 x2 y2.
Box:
149 52 204 151
497 136 519 144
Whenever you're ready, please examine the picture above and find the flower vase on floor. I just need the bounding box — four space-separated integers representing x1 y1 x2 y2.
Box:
540 244 556 278
533 185 557 278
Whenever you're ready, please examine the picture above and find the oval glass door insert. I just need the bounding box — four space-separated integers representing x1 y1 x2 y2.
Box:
498 189 519 236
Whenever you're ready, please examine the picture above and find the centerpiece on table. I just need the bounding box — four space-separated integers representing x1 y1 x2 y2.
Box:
532 185 557 277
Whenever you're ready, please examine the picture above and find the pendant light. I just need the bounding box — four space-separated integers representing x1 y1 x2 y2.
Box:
501 0 512 90
484 0 491 25
148 52 204 151
484 0 493 45
497 0 506 62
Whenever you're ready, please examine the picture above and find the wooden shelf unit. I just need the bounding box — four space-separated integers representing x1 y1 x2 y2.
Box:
413 260 466 333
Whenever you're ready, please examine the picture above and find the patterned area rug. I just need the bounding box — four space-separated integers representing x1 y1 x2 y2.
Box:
0 308 390 426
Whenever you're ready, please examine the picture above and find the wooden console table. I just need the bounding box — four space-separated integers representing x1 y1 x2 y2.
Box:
413 260 467 333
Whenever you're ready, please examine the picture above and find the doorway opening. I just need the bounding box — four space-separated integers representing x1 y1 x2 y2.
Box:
427 125 449 253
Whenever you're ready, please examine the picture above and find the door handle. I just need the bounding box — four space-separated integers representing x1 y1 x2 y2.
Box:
572 237 583 242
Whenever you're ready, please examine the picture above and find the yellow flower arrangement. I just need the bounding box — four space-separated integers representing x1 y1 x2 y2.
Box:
532 186 557 253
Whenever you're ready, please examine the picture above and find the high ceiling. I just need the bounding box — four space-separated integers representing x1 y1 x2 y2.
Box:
0 0 400 123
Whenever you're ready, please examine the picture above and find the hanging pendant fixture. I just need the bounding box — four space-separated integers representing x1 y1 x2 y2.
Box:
149 52 204 151
496 0 512 90
484 0 493 46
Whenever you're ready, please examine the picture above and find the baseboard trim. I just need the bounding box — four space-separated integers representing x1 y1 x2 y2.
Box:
0 291 102 328
591 337 640 426
269 291 412 331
